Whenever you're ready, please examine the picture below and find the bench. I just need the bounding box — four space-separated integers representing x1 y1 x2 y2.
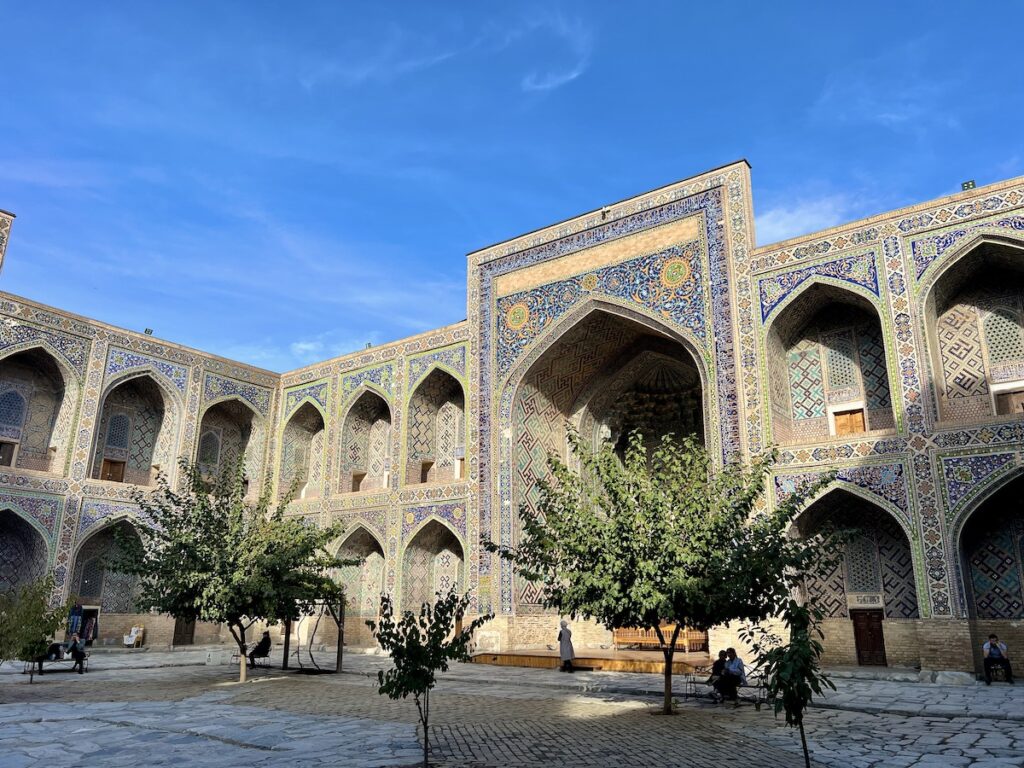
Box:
23 647 90 675
683 665 767 710
613 626 708 653
230 642 271 668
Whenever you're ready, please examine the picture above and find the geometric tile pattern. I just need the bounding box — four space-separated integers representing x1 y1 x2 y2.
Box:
0 508 48 591
787 340 825 420
938 304 989 399
408 346 466 392
106 347 188 395
202 372 272 417
963 509 1024 619
759 251 880 322
983 308 1024 365
824 329 858 392
858 323 891 409
70 521 140 613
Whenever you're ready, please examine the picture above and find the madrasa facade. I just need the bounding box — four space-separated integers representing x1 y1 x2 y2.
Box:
1 161 1023 674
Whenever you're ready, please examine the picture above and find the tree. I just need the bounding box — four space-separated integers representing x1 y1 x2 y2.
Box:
487 429 832 714
117 459 349 683
0 577 67 683
741 600 835 768
368 587 492 768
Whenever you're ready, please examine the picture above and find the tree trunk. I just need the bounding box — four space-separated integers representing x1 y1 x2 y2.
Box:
798 717 810 768
282 618 292 670
329 600 345 673
654 624 682 715
228 622 248 684
422 687 430 768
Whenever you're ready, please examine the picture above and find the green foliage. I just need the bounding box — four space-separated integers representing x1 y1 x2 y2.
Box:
486 429 833 713
116 458 350 681
368 587 492 768
742 600 836 768
0 577 67 681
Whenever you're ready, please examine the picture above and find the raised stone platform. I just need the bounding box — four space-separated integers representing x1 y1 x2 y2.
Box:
472 647 710 674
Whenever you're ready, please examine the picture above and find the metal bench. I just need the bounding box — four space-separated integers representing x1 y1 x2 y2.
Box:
684 665 767 710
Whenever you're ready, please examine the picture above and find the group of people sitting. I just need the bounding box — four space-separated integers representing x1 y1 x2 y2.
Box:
706 647 746 705
32 633 88 675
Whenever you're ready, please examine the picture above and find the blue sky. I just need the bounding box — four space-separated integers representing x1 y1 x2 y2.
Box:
1 3 1022 372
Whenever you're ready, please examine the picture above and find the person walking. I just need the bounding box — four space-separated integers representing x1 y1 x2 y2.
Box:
558 619 575 673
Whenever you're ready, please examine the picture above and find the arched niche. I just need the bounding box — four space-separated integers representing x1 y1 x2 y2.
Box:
923 239 1024 422
795 488 919 667
279 402 325 500
402 520 463 611
71 520 141 613
766 283 895 445
336 526 386 618
91 374 175 486
510 306 705 606
197 399 263 494
339 391 392 493
958 473 1024 620
0 347 73 474
405 369 465 485
0 508 48 591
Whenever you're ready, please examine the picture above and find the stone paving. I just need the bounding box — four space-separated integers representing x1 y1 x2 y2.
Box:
1 648 1022 767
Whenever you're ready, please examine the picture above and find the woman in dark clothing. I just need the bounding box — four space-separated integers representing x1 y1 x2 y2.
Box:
68 633 87 674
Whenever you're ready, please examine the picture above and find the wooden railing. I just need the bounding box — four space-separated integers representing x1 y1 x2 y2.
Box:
613 625 708 653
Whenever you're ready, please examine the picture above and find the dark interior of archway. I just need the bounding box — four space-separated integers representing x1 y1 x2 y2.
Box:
961 475 1024 620
72 520 141 613
0 349 66 471
0 509 48 591
796 490 919 620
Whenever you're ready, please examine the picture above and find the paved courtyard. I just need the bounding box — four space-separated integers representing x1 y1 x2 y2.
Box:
1 649 1022 767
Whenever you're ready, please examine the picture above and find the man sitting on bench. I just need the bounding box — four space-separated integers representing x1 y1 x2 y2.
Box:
248 630 271 668
983 634 1014 685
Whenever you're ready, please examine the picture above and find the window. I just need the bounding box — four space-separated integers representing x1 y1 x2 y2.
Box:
101 459 126 483
106 413 131 450
351 472 366 492
0 391 26 435
0 441 16 467
833 409 866 437
420 461 433 484
995 389 1024 416
198 430 221 467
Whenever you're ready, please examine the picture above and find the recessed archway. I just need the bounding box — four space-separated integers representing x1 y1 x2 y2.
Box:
766 283 895 444
0 348 71 473
197 398 262 493
279 402 325 500
959 473 1024 621
405 369 465 485
923 239 1024 422
510 307 705 606
402 520 464 611
796 488 919 667
0 508 48 592
91 375 171 486
340 391 392 492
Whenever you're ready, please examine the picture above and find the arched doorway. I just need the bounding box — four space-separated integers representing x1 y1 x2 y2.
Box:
405 370 465 485
336 527 386 646
197 399 261 494
766 283 895 444
0 508 48 591
340 391 392 492
924 239 1024 422
402 520 464 611
796 488 919 667
91 375 171 486
279 402 325 500
71 520 142 645
0 348 70 473
960 474 1024 621
511 308 705 609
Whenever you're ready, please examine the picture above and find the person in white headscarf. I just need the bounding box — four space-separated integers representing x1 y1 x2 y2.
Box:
558 619 575 673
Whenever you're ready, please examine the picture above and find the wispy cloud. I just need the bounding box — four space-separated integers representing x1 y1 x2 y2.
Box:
811 38 961 134
755 195 861 246
508 12 593 92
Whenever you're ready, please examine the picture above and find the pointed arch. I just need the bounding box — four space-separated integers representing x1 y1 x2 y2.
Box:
339 389 393 493
278 400 326 500
0 506 50 591
404 367 466 486
197 396 264 494
91 372 179 486
70 517 142 613
0 344 78 474
401 518 465 611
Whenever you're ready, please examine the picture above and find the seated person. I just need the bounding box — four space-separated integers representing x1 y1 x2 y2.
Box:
719 647 747 704
248 630 272 668
67 633 87 675
983 634 1014 685
707 650 728 700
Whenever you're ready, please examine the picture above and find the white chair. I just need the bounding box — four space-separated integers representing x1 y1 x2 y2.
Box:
123 625 144 648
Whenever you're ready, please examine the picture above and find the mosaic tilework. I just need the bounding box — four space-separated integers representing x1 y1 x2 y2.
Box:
910 214 1024 279
858 324 892 409
71 521 139 612
407 346 466 391
78 499 142 538
340 363 394 403
0 507 49 591
401 502 467 542
0 491 62 541
106 347 188 395
284 381 329 416
759 251 880 322
402 519 464 610
940 451 1018 518
0 321 88 375
495 242 707 378
776 462 911 519
0 212 11 269
202 372 272 417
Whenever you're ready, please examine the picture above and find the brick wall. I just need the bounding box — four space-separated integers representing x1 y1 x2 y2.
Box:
86 613 225 647
968 619 1024 675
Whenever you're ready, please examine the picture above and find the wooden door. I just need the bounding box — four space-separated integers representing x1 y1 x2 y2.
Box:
850 609 887 666
172 617 196 646
834 409 866 436
101 459 125 482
